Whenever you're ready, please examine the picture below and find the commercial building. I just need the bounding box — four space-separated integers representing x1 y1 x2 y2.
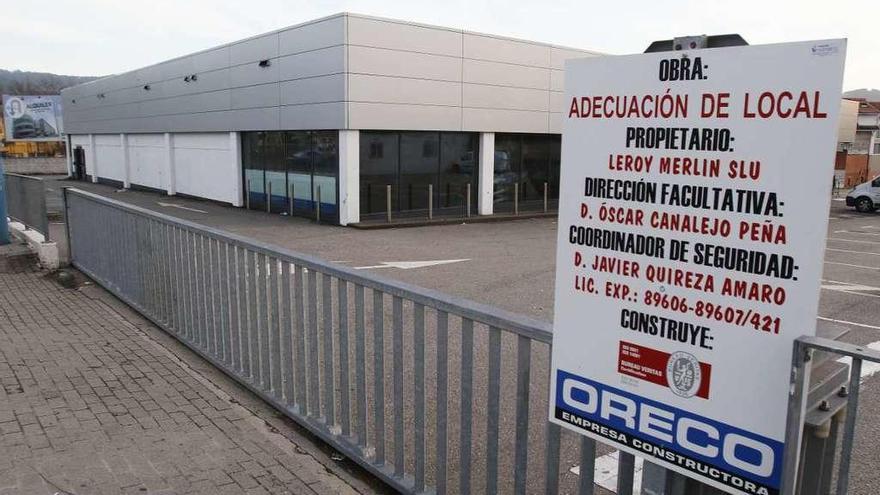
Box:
61 13 600 224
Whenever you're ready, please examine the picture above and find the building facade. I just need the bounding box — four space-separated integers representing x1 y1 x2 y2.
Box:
61 13 600 224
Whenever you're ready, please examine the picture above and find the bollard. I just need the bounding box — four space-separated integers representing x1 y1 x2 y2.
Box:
428 184 433 220
514 182 519 216
386 185 392 223
246 179 251 210
289 183 295 216
544 182 548 213
267 183 272 213
316 186 322 224
0 157 9 245
466 183 471 218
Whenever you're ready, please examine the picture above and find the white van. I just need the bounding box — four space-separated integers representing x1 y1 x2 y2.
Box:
846 176 880 213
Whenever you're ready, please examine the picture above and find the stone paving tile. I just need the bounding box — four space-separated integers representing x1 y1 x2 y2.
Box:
0 268 364 495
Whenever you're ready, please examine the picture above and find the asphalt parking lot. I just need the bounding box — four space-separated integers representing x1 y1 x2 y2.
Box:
51 179 880 494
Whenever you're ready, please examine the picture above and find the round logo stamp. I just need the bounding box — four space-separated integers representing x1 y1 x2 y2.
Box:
666 351 702 398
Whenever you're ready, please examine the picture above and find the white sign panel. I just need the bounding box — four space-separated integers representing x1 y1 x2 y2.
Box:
3 95 63 141
549 40 846 495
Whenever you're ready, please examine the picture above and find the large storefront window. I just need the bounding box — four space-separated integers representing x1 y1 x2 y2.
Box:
494 133 561 211
360 131 479 218
242 130 338 222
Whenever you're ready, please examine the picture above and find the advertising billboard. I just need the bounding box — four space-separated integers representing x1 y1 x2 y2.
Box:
2 95 63 142
549 40 846 495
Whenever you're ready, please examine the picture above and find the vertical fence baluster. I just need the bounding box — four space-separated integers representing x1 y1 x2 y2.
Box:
578 436 597 495
436 310 449 495
168 226 179 334
393 296 404 477
414 303 426 493
323 273 335 427
230 245 242 370
186 231 197 345
218 240 232 365
355 284 368 449
544 424 561 495
513 335 531 495
338 280 351 437
486 326 502 494
617 452 636 495
308 269 319 417
459 318 474 494
199 235 211 350
221 242 232 365
161 223 172 327
269 257 282 395
209 238 220 357
247 250 259 382
294 264 307 411
258 252 270 390
237 247 250 375
836 357 863 495
281 262 294 405
373 290 386 465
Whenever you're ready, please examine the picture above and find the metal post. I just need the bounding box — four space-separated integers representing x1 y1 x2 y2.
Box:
0 157 9 245
316 186 322 224
266 182 272 213
246 179 251 210
781 340 813 495
289 183 295 216
428 184 433 220
514 182 519 216
835 358 863 495
543 182 548 213
466 183 471 218
386 185 392 223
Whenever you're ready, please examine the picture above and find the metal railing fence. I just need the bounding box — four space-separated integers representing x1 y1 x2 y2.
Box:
781 335 880 495
4 172 49 240
63 187 632 495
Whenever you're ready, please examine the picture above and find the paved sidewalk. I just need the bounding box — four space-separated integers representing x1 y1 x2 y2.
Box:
0 260 377 494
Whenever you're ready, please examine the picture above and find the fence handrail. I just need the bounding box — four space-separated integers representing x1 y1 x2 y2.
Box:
796 334 880 362
64 187 554 343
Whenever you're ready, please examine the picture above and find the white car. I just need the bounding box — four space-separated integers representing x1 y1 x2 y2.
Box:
846 176 880 213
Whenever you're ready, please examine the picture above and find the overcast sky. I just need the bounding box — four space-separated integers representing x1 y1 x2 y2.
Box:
3 0 875 91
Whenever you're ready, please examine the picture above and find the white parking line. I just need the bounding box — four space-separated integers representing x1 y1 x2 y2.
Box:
826 248 880 257
570 451 644 493
827 237 880 245
825 261 880 270
820 279 880 298
837 342 880 383
818 316 880 331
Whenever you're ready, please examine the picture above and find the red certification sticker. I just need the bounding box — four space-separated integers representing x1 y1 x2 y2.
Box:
618 341 712 399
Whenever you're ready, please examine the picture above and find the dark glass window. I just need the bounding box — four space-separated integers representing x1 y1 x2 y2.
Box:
359 131 479 218
360 132 399 215
494 133 561 211
439 133 478 209
400 132 439 211
241 130 339 222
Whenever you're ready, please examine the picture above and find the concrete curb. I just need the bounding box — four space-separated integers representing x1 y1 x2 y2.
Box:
7 220 60 269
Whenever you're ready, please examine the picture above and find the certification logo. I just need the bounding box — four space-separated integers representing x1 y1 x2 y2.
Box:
666 351 702 398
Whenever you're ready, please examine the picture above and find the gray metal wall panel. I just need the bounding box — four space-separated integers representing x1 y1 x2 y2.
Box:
230 34 280 65
280 102 345 130
280 75 344 106
279 16 344 56
61 13 598 135
231 83 280 110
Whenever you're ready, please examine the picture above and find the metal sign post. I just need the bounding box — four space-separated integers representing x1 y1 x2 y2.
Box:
0 155 10 245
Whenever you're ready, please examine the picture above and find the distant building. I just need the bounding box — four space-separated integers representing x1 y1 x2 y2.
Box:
837 98 880 185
